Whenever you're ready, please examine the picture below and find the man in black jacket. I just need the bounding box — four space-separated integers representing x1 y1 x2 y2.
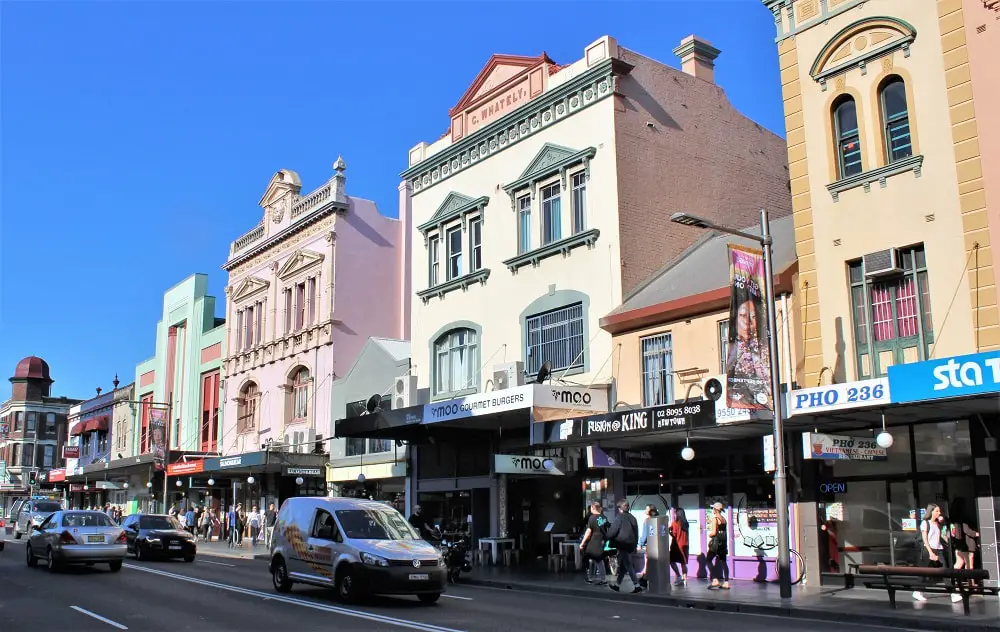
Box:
606 499 642 593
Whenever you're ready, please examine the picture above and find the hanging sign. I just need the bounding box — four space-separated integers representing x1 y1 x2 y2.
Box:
801 432 887 461
725 244 773 411
787 378 889 416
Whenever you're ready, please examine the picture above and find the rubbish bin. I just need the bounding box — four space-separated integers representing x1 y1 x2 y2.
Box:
645 514 672 593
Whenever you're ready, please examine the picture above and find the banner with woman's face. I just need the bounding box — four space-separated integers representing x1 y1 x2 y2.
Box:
149 407 167 471
725 245 773 411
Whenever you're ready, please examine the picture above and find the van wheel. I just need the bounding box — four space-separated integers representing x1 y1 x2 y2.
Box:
418 593 441 604
337 565 361 603
272 557 293 593
14 530 21 540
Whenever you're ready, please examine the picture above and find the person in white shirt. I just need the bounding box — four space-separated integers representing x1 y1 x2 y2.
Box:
913 503 945 602
249 506 262 546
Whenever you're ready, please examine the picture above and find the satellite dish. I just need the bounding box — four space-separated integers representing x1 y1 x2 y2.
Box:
535 361 552 384
365 394 382 414
704 378 723 401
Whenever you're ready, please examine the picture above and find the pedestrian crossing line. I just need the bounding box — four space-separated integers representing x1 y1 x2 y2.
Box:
122 564 465 632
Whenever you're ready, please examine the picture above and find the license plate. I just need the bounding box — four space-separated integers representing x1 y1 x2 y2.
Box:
87 535 104 543
409 573 429 581
169 544 182 550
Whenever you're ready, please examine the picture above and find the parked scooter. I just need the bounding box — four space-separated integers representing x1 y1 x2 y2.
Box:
440 535 473 583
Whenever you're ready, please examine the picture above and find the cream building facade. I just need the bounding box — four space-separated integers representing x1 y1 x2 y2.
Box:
766 0 1000 385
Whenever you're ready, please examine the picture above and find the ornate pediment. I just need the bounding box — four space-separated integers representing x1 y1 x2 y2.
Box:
502 144 597 199
416 192 489 238
450 53 552 116
231 276 270 303
258 169 302 220
810 17 916 83
277 248 325 281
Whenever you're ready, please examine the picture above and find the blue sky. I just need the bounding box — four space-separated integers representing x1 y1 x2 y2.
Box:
0 1 784 402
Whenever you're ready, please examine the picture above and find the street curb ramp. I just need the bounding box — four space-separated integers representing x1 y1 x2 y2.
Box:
463 577 1000 632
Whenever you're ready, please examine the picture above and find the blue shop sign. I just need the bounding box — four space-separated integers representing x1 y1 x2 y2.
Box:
888 350 1000 404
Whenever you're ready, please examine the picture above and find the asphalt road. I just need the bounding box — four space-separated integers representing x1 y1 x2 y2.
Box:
0 540 919 632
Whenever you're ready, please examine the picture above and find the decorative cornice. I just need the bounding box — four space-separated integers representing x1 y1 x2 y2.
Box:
503 145 596 206
416 268 491 304
416 193 489 239
810 17 917 82
401 57 620 196
502 229 600 273
223 205 337 271
827 154 923 202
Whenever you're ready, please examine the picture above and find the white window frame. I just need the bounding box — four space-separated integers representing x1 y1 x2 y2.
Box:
540 182 562 245
469 216 483 273
433 329 480 398
571 170 587 234
641 332 674 407
428 235 441 287
517 195 532 254
446 225 463 280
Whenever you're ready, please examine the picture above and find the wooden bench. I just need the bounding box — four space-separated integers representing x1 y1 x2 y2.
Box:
848 563 997 615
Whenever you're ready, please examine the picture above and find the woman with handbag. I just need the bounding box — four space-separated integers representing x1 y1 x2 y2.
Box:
706 502 730 590
913 503 945 602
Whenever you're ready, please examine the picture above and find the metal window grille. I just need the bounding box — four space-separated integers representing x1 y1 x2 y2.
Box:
525 303 584 374
641 333 674 407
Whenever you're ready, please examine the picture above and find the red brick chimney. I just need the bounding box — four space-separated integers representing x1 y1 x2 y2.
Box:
673 35 721 83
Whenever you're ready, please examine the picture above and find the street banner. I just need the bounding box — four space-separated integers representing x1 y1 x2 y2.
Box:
149 407 167 471
725 244 772 411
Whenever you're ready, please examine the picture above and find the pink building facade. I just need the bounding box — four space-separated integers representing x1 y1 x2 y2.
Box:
218 159 403 505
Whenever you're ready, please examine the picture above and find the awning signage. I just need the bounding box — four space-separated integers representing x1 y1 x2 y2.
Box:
887 351 1000 404
787 378 890 417
494 454 566 475
47 468 67 483
204 451 269 471
284 467 323 477
801 432 887 461
421 384 609 425
543 401 716 444
167 461 205 476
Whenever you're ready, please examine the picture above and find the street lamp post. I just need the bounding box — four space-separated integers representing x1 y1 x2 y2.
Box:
670 208 792 599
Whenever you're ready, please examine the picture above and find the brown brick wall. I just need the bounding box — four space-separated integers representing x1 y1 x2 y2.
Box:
613 48 793 296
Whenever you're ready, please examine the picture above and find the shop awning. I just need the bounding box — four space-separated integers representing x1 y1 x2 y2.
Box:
785 392 1000 434
70 422 86 436
82 416 110 433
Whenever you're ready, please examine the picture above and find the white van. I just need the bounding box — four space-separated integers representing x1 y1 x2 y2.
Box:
269 497 447 603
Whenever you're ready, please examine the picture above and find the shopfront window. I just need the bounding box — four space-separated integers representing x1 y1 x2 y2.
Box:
913 421 973 473
831 428 911 477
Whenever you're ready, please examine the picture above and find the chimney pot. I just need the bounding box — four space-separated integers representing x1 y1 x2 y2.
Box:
673 35 721 83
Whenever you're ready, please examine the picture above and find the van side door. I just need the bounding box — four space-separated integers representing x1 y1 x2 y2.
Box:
288 509 338 585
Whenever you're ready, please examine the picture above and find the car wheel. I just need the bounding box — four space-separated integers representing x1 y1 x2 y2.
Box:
26 542 37 567
46 547 61 572
418 593 442 604
135 544 144 561
14 530 21 540
109 560 123 573
336 565 361 603
271 556 293 593
183 555 195 563
0 541 5 551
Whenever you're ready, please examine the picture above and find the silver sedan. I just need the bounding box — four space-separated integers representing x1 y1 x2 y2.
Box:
26 510 127 572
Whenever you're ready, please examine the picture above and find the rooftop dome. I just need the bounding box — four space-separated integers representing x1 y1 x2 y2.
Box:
13 356 52 382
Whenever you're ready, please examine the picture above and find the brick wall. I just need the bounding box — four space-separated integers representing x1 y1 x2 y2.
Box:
613 47 793 296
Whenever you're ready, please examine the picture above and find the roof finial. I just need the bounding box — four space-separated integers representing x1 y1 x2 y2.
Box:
113 374 120 389
333 156 347 174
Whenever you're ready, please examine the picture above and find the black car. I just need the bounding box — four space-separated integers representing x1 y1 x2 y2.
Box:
121 514 197 562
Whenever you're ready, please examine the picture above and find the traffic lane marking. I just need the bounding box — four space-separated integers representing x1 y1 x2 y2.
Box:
441 594 473 600
70 606 129 630
198 559 236 567
123 563 464 632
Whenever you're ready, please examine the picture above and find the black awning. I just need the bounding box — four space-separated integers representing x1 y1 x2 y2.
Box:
335 404 532 443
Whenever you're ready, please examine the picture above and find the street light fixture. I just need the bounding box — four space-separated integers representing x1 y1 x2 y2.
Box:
670 208 793 599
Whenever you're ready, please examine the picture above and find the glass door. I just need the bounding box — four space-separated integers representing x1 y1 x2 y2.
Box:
888 480 917 566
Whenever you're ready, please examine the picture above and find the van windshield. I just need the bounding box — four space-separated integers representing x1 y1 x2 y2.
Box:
34 502 62 513
335 509 419 540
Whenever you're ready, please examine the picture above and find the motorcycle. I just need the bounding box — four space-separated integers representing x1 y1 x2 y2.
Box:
439 535 473 583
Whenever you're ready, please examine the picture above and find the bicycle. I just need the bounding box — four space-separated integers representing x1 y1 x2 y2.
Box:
770 548 806 585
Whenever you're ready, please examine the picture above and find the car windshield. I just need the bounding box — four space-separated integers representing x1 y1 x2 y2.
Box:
335 509 419 541
140 515 182 530
35 502 62 513
62 512 113 528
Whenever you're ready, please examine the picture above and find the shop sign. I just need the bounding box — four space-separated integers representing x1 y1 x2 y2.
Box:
532 386 609 422
63 445 80 459
423 387 531 424
787 378 890 416
422 384 609 425
285 467 323 477
887 350 1000 404
818 481 847 494
763 435 775 473
69 483 85 492
47 468 66 483
574 402 715 441
494 454 566 475
205 451 268 471
801 432 887 461
167 461 205 476
219 456 243 469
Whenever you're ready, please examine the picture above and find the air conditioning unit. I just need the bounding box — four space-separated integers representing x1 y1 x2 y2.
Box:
285 430 312 454
313 434 325 455
863 248 902 277
493 362 525 390
393 375 418 409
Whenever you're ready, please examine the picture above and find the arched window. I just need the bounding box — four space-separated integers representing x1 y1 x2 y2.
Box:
434 329 479 396
833 96 863 178
290 367 310 422
879 76 912 163
238 382 259 433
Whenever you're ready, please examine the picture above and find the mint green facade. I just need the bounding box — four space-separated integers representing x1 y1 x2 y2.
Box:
132 274 226 455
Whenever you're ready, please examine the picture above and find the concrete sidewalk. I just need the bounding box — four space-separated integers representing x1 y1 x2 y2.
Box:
195 538 269 561
462 566 1000 632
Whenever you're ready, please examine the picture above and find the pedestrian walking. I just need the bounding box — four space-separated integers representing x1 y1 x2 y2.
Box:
913 503 946 602
669 507 690 586
706 502 730 590
227 505 239 548
579 501 612 585
185 506 196 536
606 499 641 593
249 506 261 546
264 503 277 548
